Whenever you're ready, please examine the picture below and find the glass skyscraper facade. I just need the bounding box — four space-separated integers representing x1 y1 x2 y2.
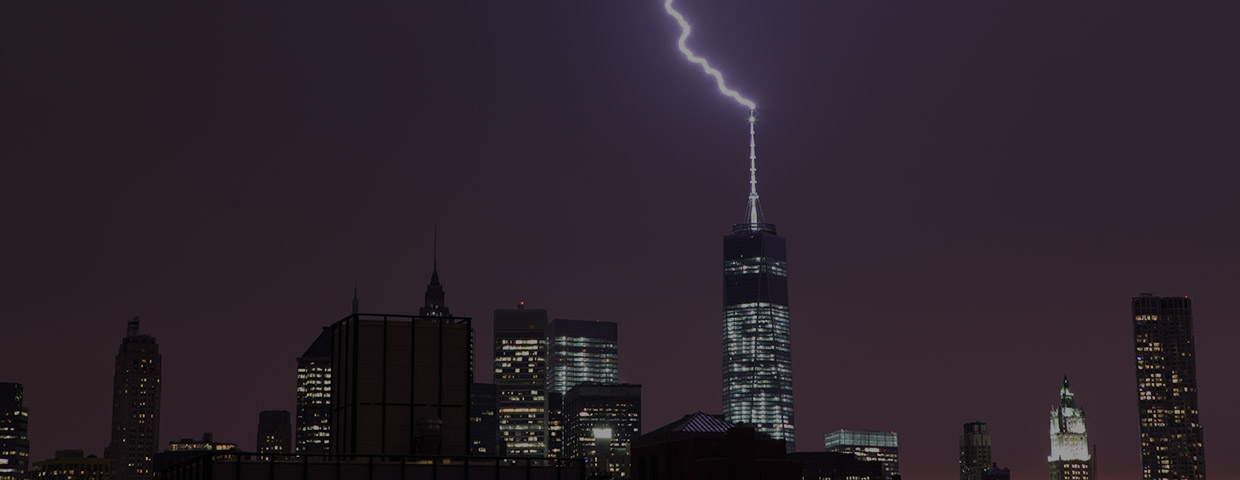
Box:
722 222 794 451
546 320 619 397
1132 294 1205 480
825 430 899 480
721 113 795 452
959 422 991 480
1048 376 1092 480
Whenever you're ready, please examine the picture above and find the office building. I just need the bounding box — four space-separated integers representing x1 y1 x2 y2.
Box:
787 452 884 480
546 319 618 458
1133 294 1206 480
167 433 236 452
960 422 991 480
31 450 108 480
0 383 28 480
109 317 162 480
493 305 549 457
469 383 499 456
256 411 292 454
157 452 582 480
825 429 899 480
1048 376 1092 480
563 383 640 477
295 328 332 454
722 113 795 451
981 464 1011 480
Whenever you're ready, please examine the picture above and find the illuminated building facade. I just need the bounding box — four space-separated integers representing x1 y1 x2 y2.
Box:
256 411 292 454
168 433 236 452
109 317 161 480
722 114 795 451
546 319 618 458
959 422 991 480
563 383 641 478
1048 376 1092 480
469 383 499 456
295 328 332 454
32 450 108 480
1132 294 1206 480
493 305 549 457
824 429 899 480
0 383 28 480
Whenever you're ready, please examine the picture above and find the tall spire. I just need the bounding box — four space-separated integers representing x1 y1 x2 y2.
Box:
421 229 450 317
744 110 764 224
352 280 359 315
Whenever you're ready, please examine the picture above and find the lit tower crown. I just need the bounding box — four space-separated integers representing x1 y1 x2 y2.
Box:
1049 376 1090 462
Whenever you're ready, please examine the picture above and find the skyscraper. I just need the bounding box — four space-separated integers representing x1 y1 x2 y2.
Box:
329 267 472 456
109 317 161 480
1048 376 1092 480
295 327 332 455
824 430 899 480
546 319 619 458
722 112 795 451
493 304 549 457
0 383 29 480
257 410 292 454
959 422 991 480
1132 294 1206 480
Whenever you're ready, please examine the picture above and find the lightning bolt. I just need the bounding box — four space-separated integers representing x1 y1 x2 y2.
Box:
663 0 757 110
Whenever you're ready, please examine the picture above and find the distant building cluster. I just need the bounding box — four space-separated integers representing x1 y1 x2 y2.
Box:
0 123 1211 480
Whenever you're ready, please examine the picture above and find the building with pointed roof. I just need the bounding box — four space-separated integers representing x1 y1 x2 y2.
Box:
632 413 798 480
722 112 795 451
296 327 333 455
1048 376 1092 480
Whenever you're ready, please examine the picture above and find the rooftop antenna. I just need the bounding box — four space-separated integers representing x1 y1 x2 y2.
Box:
744 110 764 224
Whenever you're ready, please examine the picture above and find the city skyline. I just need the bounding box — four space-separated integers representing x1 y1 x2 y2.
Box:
3 1 1239 479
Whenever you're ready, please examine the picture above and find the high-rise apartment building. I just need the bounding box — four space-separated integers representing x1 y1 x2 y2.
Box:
493 305 549 457
32 450 108 480
468 383 499 456
563 383 641 478
546 319 619 458
959 422 991 480
1132 294 1206 480
0 383 29 480
109 318 161 480
1048 376 1092 480
257 411 292 454
722 113 795 451
825 430 899 480
295 328 332 455
329 266 472 456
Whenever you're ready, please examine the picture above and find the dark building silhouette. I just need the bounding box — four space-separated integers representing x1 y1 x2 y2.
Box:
959 422 991 480
546 319 619 458
631 412 799 480
787 452 884 480
154 433 237 473
31 450 108 480
468 382 499 456
563 383 640 478
256 411 292 454
981 463 1011 480
1132 294 1206 480
825 430 899 480
493 305 549 457
109 317 161 480
329 265 472 456
722 113 795 451
295 327 332 455
0 382 28 480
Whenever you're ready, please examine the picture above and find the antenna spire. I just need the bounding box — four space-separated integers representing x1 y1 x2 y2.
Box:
745 110 764 224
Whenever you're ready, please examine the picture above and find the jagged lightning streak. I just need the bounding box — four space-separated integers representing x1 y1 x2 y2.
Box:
663 0 756 110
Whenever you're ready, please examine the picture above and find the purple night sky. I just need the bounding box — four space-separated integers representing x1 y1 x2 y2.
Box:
3 2 1238 479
